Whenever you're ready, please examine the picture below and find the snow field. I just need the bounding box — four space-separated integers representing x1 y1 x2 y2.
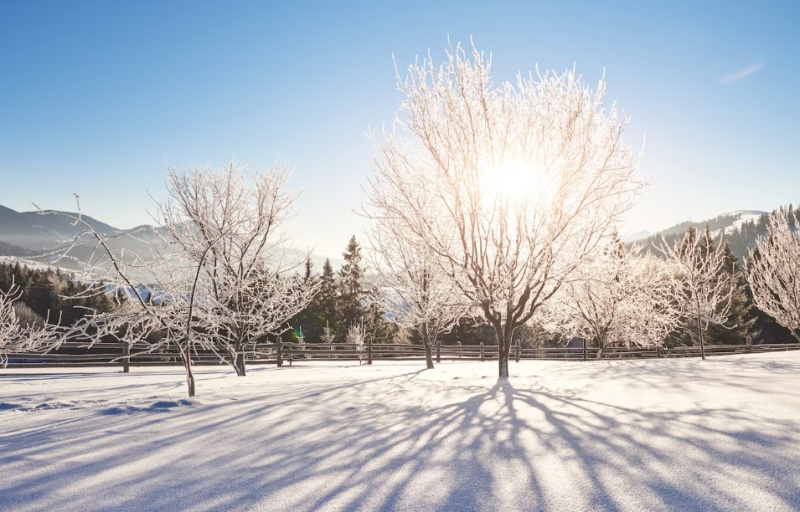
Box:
1 352 799 511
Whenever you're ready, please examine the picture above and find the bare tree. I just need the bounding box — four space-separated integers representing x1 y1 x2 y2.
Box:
366 41 643 377
46 203 224 397
156 160 319 376
369 222 466 369
661 225 733 360
42 159 316 395
745 208 800 343
558 240 679 359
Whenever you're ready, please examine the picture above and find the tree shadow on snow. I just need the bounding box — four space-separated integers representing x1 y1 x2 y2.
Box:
0 362 798 512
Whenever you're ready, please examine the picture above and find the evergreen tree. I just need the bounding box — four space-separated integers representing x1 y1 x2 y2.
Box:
363 291 397 344
287 258 325 343
318 258 339 337
26 271 61 323
337 236 367 334
706 241 754 344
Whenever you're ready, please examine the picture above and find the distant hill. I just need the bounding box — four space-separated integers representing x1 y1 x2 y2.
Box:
0 239 34 257
0 204 343 279
0 205 123 252
637 209 777 261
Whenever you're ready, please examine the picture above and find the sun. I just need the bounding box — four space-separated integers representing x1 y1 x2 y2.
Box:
480 157 546 205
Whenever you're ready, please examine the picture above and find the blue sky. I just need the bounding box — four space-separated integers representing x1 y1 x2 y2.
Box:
1 0 799 257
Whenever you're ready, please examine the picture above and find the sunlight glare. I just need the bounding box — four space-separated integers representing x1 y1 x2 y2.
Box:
480 158 546 205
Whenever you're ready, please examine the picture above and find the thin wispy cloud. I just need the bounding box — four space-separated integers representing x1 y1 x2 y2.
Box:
717 61 766 84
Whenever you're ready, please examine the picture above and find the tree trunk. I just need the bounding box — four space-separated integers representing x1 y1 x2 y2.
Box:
596 346 604 360
424 342 434 369
421 323 434 369
185 363 196 397
698 315 706 361
231 338 246 376
498 347 509 378
179 344 195 398
493 323 511 379
234 351 246 376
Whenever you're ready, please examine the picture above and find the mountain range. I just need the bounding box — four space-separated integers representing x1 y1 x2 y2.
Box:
0 205 342 278
0 204 782 277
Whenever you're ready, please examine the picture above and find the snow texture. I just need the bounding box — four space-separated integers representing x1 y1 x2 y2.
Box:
1 353 799 511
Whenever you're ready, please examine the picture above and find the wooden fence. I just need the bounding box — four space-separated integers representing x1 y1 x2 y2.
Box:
4 339 799 371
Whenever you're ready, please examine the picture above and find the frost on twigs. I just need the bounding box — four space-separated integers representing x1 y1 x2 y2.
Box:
660 225 734 360
157 160 319 376
552 237 679 359
745 208 800 343
40 160 317 395
366 40 644 377
346 322 366 365
0 281 60 367
367 219 468 369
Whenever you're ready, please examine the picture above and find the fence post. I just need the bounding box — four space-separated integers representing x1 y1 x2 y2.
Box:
746 335 752 353
367 337 373 365
122 343 130 373
515 341 520 363
436 342 441 363
583 339 587 362
276 342 283 367
656 345 662 359
287 342 293 366
480 342 484 362
457 341 462 359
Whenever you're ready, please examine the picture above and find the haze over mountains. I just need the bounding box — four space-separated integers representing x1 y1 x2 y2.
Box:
0 205 341 277
0 204 781 276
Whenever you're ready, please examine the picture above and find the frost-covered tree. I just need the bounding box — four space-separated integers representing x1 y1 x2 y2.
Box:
366 41 643 377
745 208 800 343
661 225 733 360
44 160 316 395
0 281 59 366
157 160 319 376
321 320 335 344
346 321 366 365
558 239 679 359
369 222 466 369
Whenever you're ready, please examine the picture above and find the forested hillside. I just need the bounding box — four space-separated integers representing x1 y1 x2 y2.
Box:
0 262 118 328
640 206 800 261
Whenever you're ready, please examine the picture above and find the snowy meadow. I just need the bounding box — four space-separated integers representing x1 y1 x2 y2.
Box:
3 33 800 512
2 352 799 512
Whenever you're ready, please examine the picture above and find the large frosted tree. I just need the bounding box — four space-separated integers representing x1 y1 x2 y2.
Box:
745 208 800 343
366 41 643 377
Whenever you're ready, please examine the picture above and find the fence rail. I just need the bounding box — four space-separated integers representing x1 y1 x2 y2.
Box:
3 339 799 370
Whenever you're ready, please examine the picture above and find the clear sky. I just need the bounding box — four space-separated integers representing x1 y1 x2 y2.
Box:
2 0 799 258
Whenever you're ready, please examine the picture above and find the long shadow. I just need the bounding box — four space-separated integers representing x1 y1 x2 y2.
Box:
1 360 798 511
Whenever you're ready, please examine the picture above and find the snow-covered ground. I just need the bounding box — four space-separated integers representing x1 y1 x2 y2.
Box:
1 353 799 512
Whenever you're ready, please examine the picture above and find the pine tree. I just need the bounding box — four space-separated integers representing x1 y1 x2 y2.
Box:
317 258 339 339
337 236 367 335
706 241 754 344
287 258 325 343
